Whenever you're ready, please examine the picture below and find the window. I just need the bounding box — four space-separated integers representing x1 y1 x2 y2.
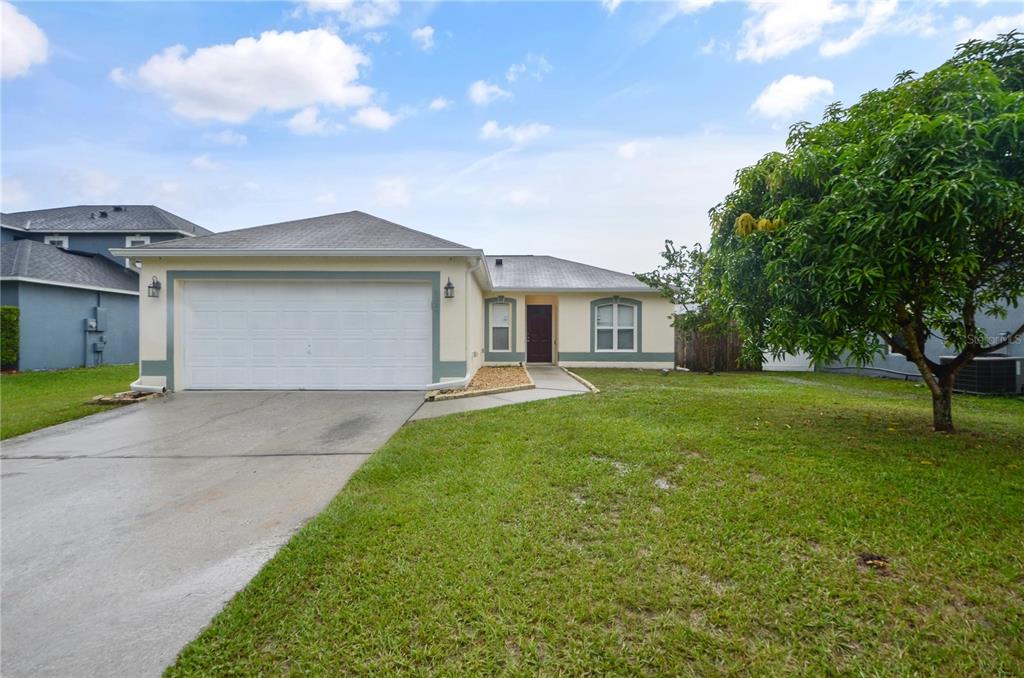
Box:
595 301 636 352
44 235 68 249
125 235 150 268
490 302 510 352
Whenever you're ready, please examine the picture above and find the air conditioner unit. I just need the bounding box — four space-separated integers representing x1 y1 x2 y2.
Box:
940 355 1023 395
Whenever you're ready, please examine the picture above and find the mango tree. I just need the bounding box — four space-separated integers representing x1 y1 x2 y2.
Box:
705 32 1024 432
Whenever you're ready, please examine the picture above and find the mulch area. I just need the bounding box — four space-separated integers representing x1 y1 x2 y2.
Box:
447 366 531 393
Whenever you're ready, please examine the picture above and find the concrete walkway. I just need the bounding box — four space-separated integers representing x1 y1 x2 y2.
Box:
410 365 590 421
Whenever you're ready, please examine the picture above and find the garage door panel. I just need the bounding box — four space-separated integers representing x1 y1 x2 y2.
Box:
184 280 432 390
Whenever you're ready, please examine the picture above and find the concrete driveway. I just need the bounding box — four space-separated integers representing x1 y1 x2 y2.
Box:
1 391 422 677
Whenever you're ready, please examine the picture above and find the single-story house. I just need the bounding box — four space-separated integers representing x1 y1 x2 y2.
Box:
114 211 674 392
1 240 140 370
0 205 210 370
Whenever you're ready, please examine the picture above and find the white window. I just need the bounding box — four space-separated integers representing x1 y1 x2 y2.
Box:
595 301 636 352
124 235 150 268
490 302 511 352
44 235 68 249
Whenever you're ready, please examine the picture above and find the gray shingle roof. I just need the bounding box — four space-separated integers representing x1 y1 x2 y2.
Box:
127 211 473 252
0 205 210 236
1 240 139 293
486 255 649 291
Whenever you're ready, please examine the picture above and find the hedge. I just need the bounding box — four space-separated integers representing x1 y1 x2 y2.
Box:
1 306 19 369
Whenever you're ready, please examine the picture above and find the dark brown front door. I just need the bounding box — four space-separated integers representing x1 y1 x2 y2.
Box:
527 305 553 363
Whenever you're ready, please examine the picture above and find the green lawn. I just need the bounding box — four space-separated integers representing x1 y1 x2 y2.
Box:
168 371 1023 676
0 364 138 439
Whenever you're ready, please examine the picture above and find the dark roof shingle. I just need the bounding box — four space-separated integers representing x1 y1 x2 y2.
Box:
1 240 139 293
127 211 473 251
486 255 648 291
1 205 210 236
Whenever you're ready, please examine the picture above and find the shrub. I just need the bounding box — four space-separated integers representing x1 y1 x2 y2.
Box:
1 306 19 369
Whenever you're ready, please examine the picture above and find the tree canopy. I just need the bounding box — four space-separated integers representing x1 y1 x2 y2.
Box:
705 32 1024 432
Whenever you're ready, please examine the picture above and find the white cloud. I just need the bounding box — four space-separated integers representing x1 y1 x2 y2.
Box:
411 25 435 51
751 75 834 120
108 67 129 86
428 97 452 111
618 140 653 159
2 1 48 79
961 12 1024 41
602 0 623 13
350 105 398 130
468 80 512 106
480 121 552 145
503 188 548 206
302 0 400 30
677 0 719 12
286 106 334 135
363 31 386 44
314 191 337 204
204 130 248 146
738 0 851 62
191 154 221 170
820 0 898 57
373 177 411 207
1 176 29 206
131 29 372 123
72 169 121 199
157 181 180 196
505 53 552 83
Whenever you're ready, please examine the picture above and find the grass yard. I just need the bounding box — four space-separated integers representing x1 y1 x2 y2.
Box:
0 364 138 440
168 371 1023 676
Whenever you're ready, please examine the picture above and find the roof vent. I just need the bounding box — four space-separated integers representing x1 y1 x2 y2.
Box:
113 206 124 212
99 211 108 218
90 212 95 219
495 258 503 266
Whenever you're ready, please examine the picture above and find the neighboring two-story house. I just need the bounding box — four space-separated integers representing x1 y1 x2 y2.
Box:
1 205 210 371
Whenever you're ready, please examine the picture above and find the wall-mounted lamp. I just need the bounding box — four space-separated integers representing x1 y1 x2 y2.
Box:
444 277 455 299
147 276 162 298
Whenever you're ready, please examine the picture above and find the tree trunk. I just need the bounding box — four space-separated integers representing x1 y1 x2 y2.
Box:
931 375 955 433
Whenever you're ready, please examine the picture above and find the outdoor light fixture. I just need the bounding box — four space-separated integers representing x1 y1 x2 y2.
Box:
147 276 162 298
444 277 455 299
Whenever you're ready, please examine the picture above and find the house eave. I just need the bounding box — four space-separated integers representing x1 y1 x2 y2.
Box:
0 276 139 296
110 247 485 259
486 286 654 294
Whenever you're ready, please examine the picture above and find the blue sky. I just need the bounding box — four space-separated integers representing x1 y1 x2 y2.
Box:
2 1 1022 272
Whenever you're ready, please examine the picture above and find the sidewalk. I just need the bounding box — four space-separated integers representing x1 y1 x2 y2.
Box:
410 365 590 421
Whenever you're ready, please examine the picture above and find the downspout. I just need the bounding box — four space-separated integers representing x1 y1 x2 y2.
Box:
129 378 166 394
424 256 486 391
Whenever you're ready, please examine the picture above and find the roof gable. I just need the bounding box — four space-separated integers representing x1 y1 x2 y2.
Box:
126 210 474 252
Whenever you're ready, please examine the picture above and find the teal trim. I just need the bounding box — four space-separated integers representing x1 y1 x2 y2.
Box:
139 359 171 377
590 296 643 353
484 296 521 363
559 352 674 362
164 271 444 390
436 360 468 378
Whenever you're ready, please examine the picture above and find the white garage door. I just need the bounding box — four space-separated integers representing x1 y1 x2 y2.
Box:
183 280 432 390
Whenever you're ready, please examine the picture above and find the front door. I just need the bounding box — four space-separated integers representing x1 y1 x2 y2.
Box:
526 305 553 363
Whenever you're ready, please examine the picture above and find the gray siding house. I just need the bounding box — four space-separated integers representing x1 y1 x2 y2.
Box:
823 307 1024 393
1 205 210 371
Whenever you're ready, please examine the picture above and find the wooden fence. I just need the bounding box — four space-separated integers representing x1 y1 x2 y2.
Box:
674 327 759 372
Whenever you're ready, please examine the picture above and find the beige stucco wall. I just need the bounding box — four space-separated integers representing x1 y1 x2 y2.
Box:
137 255 478 388
556 292 674 355
479 291 674 367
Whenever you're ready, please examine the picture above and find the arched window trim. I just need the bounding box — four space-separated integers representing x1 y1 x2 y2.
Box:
591 297 641 353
